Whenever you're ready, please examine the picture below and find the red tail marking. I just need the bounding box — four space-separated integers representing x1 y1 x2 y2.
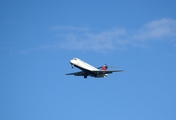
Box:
102 66 107 71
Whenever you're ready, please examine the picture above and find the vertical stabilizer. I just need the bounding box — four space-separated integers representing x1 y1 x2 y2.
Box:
101 64 108 71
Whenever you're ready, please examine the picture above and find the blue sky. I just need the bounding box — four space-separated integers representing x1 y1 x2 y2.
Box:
1 0 176 120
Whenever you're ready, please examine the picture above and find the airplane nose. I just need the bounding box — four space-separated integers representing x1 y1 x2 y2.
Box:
70 58 78 65
70 59 74 64
70 59 76 68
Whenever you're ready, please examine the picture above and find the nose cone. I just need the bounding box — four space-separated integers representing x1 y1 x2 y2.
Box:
70 58 78 65
70 59 74 64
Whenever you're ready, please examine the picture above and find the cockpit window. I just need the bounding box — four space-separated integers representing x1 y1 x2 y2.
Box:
73 58 77 60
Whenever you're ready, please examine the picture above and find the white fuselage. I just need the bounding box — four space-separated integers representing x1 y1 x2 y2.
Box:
70 58 99 71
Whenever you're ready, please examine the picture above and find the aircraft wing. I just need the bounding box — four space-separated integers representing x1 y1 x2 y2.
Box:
65 70 124 77
91 70 124 75
65 71 85 76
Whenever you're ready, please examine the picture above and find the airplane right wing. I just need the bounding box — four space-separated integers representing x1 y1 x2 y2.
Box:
65 71 85 76
91 70 124 75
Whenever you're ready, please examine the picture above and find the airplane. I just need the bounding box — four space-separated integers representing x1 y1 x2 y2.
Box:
65 58 124 78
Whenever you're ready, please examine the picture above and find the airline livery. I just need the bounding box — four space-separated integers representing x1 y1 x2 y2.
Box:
65 58 123 78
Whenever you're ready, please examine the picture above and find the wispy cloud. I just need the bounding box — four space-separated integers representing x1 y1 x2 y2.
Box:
133 18 176 40
59 28 127 51
55 18 176 52
20 19 176 54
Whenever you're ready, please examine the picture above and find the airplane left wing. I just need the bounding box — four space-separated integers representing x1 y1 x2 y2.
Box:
65 71 85 76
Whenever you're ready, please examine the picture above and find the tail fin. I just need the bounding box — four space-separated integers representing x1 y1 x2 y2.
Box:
101 64 108 71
